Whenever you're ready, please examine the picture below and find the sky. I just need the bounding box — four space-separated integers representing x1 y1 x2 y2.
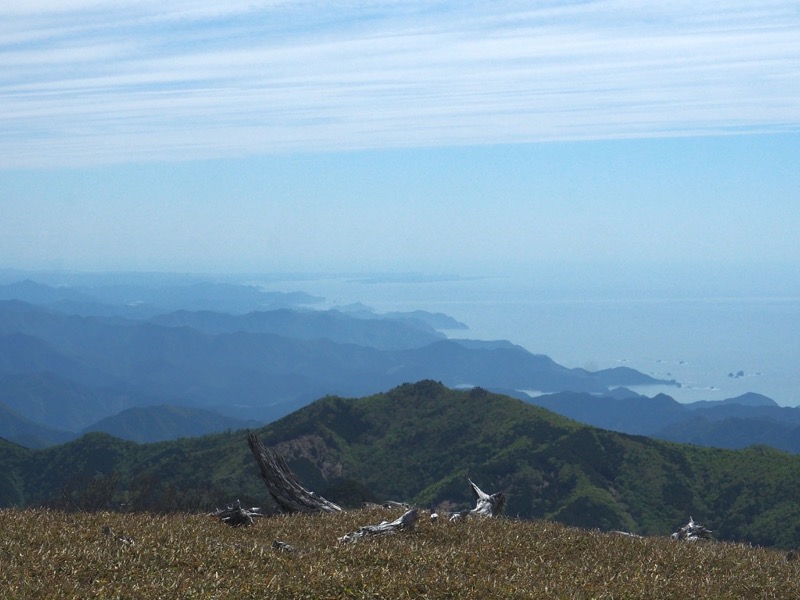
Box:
1 0 799 276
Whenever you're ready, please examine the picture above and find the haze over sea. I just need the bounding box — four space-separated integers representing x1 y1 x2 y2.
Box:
254 263 800 407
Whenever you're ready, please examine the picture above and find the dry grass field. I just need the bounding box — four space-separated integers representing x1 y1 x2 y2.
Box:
1 507 797 599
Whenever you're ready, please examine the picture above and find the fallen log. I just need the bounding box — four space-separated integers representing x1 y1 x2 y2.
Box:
247 431 342 514
339 508 419 543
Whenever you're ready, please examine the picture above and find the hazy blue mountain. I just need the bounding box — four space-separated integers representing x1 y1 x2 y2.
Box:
75 281 322 314
147 307 447 350
0 276 676 446
679 402 800 425
653 415 800 453
0 332 119 388
524 390 686 435
0 400 75 448
82 404 262 443
0 279 96 305
603 386 648 400
0 299 672 431
335 304 468 331
522 389 800 452
684 392 778 410
390 340 671 393
0 372 170 432
0 278 322 317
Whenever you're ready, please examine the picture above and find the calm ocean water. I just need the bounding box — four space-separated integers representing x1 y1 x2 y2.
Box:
254 269 800 407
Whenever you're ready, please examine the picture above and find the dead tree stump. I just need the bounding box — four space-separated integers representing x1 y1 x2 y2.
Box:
450 479 506 520
247 431 342 514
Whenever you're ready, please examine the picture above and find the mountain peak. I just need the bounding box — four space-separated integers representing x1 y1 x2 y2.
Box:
721 392 778 407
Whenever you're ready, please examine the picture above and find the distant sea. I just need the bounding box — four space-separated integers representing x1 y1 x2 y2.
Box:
253 267 800 407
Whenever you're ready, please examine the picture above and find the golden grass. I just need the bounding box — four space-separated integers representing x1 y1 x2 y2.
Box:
1 507 797 599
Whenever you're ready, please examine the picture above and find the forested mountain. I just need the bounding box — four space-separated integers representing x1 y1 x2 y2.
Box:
3 381 800 548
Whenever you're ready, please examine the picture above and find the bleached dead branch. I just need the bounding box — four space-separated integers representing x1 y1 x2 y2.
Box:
449 479 505 520
339 508 420 543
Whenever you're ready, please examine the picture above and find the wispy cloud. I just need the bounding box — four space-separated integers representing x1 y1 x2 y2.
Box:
1 0 798 167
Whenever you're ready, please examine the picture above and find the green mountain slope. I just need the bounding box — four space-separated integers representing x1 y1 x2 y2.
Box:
2 430 263 513
4 381 800 547
256 381 800 545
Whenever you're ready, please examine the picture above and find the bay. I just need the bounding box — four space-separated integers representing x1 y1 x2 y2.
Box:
254 269 800 407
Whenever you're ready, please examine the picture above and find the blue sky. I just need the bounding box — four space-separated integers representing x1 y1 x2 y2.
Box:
1 1 799 276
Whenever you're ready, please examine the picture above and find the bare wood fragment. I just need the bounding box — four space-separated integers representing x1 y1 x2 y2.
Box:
272 540 298 553
363 500 411 510
671 516 712 541
102 525 135 545
338 508 420 543
450 479 505 520
612 530 643 538
469 478 505 516
247 431 342 514
210 499 264 527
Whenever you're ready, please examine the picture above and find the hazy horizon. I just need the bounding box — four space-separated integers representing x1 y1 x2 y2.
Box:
3 259 800 299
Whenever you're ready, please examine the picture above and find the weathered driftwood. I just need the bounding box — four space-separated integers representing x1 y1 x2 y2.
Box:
339 508 420 543
671 516 712 541
449 479 506 520
102 525 135 545
272 540 298 553
611 530 643 538
210 499 265 527
469 478 506 516
363 500 411 510
247 431 342 514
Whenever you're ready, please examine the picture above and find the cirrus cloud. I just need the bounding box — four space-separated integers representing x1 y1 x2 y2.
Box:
1 0 799 167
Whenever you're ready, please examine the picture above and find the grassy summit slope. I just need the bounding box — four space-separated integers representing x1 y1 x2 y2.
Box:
0 508 797 599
